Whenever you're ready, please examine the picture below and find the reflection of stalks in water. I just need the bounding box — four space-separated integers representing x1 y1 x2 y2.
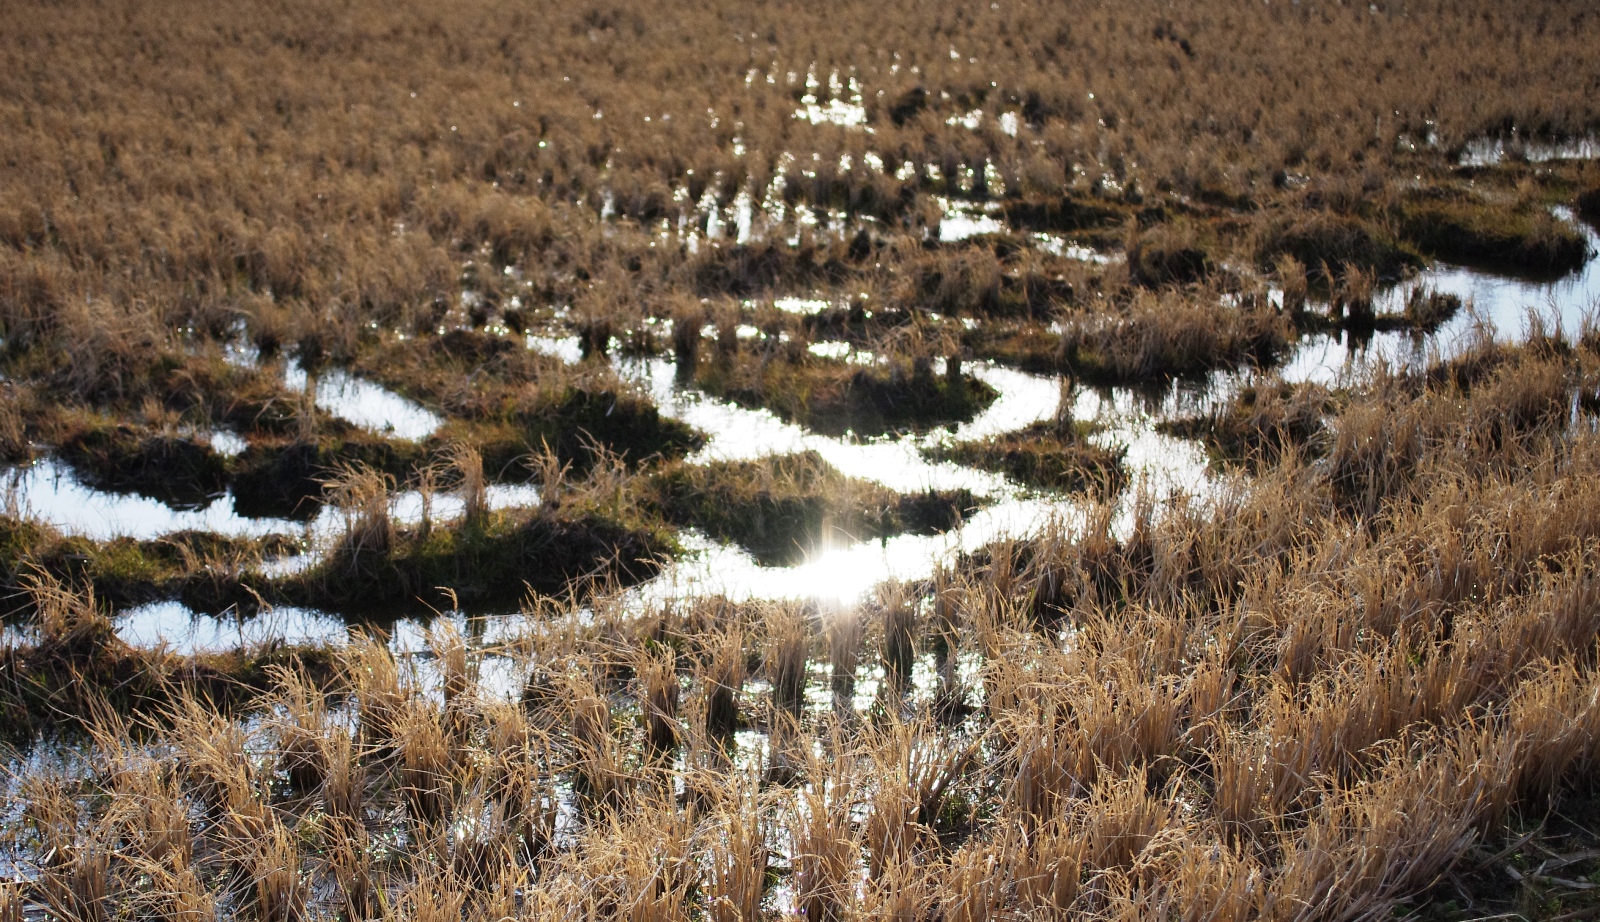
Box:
766 602 808 724
295 368 318 443
321 729 365 822
268 664 329 792
711 299 741 361
930 568 961 697
414 459 441 539
570 671 627 811
347 630 403 751
427 619 476 709
1276 254 1309 315
1338 264 1377 327
395 696 455 827
670 296 704 374
0 885 20 922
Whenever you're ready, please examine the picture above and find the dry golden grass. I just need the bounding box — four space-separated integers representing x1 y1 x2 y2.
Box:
4 321 1599 919
5 0 1600 919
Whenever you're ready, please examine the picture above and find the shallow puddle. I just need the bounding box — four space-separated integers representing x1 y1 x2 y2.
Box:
1283 211 1599 384
1 457 539 549
936 197 1005 242
284 364 443 441
115 598 544 663
1458 134 1600 168
101 350 1213 650
616 353 1211 605
72 212 1600 649
2 458 308 541
117 600 350 651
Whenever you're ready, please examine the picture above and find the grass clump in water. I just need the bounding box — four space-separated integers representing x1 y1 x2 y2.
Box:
0 515 295 610
690 328 998 438
929 418 1127 493
231 429 425 520
285 453 672 611
1055 289 1292 384
1396 194 1590 278
1159 378 1334 469
1578 182 1600 226
55 418 230 511
354 329 703 474
0 574 339 740
1253 211 1423 283
645 450 981 566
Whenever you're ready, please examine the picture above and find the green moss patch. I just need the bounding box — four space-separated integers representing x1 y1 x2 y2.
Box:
693 349 998 438
929 420 1126 493
1397 198 1589 278
284 506 673 611
645 451 982 565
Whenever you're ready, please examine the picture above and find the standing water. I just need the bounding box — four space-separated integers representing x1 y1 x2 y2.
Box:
5 211 1591 651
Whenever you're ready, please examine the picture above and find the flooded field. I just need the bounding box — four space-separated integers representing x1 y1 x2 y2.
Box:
6 2 1600 917
2 204 1581 655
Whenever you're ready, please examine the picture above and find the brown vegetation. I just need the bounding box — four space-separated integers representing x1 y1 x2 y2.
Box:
4 0 1600 917
7 327 1600 918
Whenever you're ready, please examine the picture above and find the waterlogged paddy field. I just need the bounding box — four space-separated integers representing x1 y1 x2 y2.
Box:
5 212 1597 648
3 200 1600 915
10 0 1600 917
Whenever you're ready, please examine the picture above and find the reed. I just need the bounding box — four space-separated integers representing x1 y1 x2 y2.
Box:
444 442 488 527
320 462 396 571
766 603 809 724
703 778 770 922
879 586 916 698
637 642 681 754
702 626 745 740
824 605 864 717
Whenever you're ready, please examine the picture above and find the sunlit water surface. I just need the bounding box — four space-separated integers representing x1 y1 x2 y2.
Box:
2 214 1595 653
